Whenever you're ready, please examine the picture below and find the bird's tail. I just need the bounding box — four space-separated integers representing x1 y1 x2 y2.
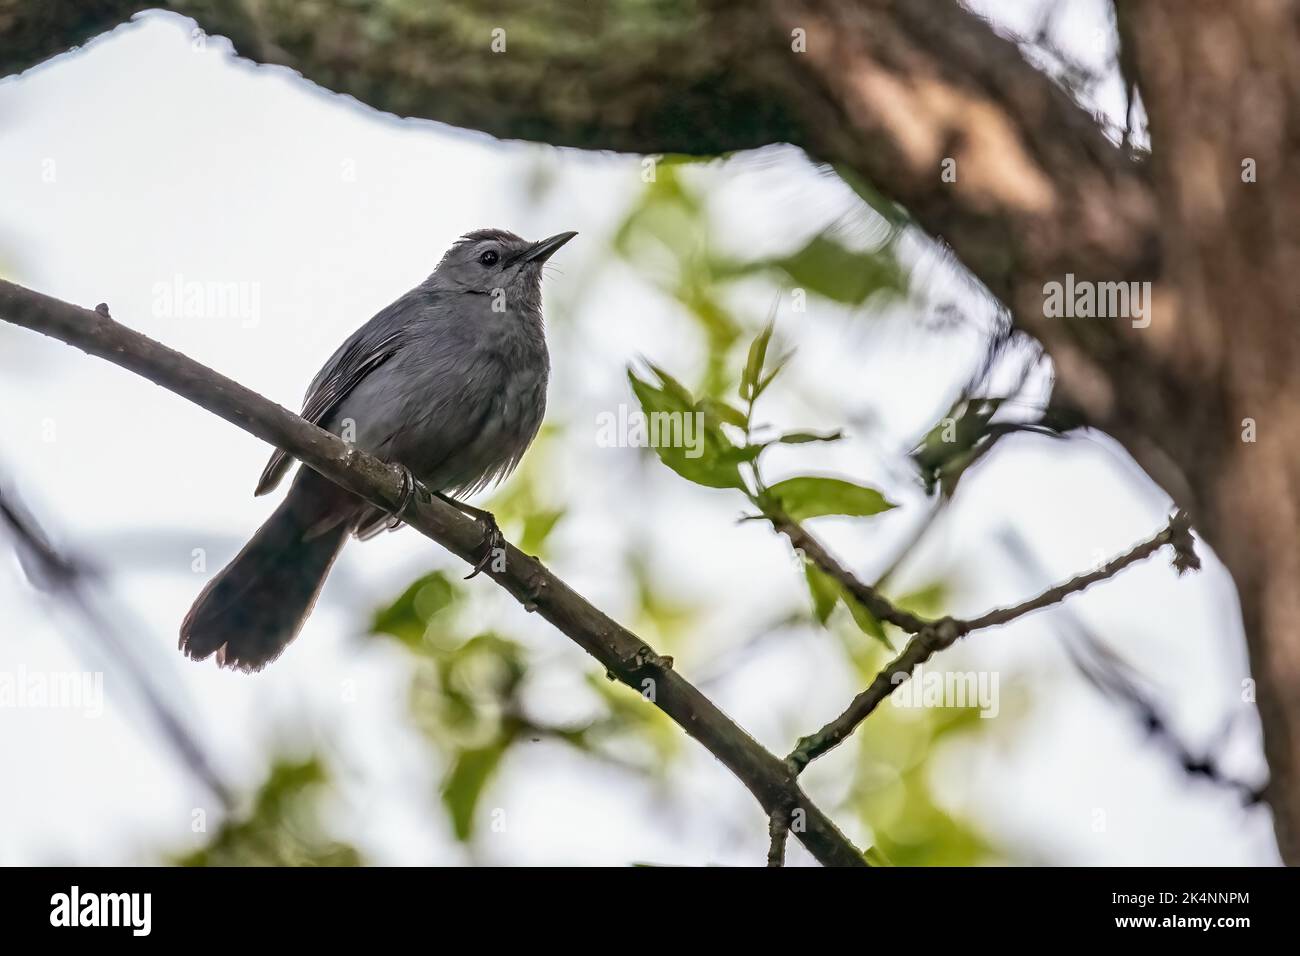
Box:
180 470 354 672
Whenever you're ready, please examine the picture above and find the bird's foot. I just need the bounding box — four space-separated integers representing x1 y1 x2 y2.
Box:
465 513 504 580
387 465 419 530
436 493 504 579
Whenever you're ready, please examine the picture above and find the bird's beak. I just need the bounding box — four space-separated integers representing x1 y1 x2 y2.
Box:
520 231 578 264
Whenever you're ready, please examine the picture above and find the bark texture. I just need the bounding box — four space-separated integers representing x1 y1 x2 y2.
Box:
1120 0 1300 863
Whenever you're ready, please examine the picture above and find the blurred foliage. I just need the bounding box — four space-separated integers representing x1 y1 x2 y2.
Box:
714 232 908 307
618 167 1005 863
614 161 905 397
849 699 994 866
173 157 1007 866
793 580 999 865
172 758 361 867
368 568 678 846
624 551 704 650
911 396 1005 498
910 395 1077 499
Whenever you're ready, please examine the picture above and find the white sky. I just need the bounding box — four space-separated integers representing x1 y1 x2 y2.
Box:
0 6 1279 865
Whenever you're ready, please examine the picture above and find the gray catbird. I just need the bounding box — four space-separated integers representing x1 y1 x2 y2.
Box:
180 228 575 672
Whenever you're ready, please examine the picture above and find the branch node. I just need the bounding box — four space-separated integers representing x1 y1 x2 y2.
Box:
1168 509 1200 574
925 616 962 651
632 643 673 672
786 744 812 777
521 573 549 611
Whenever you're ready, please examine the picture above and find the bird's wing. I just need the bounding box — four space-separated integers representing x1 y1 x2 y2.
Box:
254 323 407 496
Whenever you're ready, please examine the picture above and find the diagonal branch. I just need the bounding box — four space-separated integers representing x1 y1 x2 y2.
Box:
960 512 1196 633
784 512 1196 772
0 278 867 868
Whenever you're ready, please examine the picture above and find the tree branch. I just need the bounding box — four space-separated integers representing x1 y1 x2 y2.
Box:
960 511 1196 632
0 278 867 868
3 3 1158 338
775 510 928 635
0 0 153 80
782 511 1195 772
766 805 791 867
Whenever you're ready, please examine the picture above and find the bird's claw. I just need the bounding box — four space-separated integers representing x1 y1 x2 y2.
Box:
430 492 503 579
465 512 503 580
388 465 417 530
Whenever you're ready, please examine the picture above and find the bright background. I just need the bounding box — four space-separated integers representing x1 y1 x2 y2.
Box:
0 3 1278 865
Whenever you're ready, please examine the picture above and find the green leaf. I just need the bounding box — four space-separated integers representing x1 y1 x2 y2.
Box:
646 362 695 408
911 397 1004 494
804 562 840 624
804 561 889 646
753 351 791 400
442 740 510 841
841 589 888 644
778 430 844 444
520 508 565 555
370 571 459 648
172 758 361 867
714 230 907 306
768 476 896 522
740 322 774 402
628 368 746 490
698 397 749 430
895 580 950 619
768 234 907 305
718 443 766 464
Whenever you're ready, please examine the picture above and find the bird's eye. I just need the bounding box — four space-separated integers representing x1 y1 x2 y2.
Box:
479 249 499 267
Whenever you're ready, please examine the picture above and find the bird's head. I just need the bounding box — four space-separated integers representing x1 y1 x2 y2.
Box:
426 228 576 301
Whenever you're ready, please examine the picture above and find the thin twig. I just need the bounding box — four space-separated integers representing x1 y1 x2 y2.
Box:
773 510 929 634
959 512 1195 632
787 619 959 773
785 512 1196 772
1000 527 1262 805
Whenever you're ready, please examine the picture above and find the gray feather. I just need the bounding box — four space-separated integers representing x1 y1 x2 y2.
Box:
255 298 414 495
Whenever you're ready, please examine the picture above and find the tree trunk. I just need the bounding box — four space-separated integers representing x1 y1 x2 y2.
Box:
1120 0 1300 863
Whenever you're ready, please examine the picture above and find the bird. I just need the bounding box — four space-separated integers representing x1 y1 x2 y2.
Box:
180 228 576 672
